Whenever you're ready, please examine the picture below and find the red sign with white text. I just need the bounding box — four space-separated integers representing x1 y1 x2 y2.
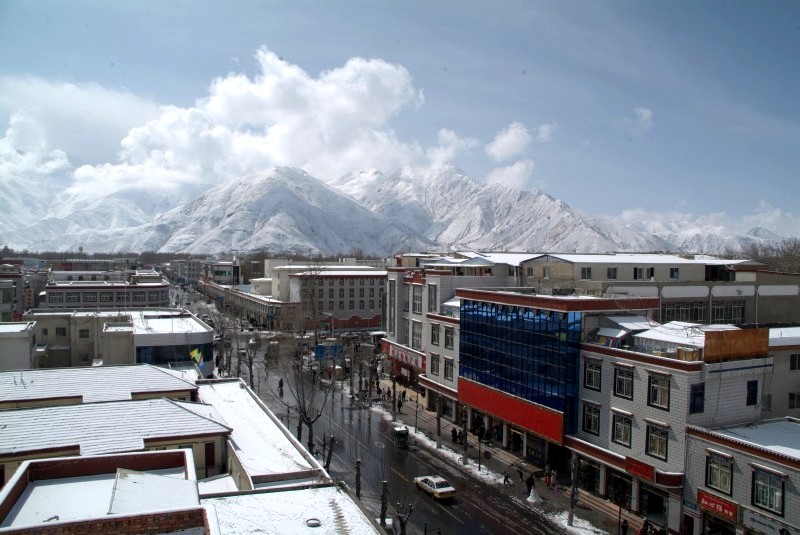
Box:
698 489 737 522
625 457 654 481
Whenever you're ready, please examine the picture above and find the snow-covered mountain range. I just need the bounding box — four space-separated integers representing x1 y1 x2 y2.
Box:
3 165 785 255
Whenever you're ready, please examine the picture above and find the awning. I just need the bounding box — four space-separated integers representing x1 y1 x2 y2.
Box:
597 328 627 339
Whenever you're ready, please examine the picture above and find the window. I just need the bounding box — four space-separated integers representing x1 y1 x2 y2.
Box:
526 267 533 276
752 469 784 514
369 288 374 297
48 292 64 303
79 329 89 339
670 267 680 280
412 285 423 314
56 327 67 337
431 324 440 346
690 382 705 414
791 353 800 371
543 267 550 279
66 292 81 303
633 267 644 280
359 288 364 298
607 267 617 280
99 292 113 302
580 267 592 280
132 291 145 302
614 367 633 399
430 353 440 376
612 413 631 447
747 380 758 406
789 392 800 409
148 291 160 301
339 288 344 298
582 404 600 435
646 425 668 460
349 288 354 298
706 454 732 494
646 267 655 279
411 321 422 350
444 358 454 380
428 284 438 313
648 374 670 410
444 327 454 349
84 292 97 302
360 278 365 285
584 359 601 391
204 442 215 469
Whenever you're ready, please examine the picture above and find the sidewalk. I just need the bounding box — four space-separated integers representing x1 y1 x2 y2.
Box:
376 379 644 535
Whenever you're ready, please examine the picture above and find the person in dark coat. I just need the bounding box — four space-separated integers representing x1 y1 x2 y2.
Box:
397 399 403 413
451 427 458 443
620 519 629 535
525 473 535 495
516 466 524 482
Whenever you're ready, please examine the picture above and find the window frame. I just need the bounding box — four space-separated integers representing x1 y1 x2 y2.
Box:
690 382 705 414
582 404 600 436
606 267 617 280
444 327 454 349
411 321 422 350
584 359 601 391
444 357 454 381
431 323 440 346
645 424 668 461
706 454 733 495
752 469 784 515
412 285 423 314
580 267 592 280
612 413 631 447
613 367 634 400
430 353 440 376
647 374 670 411
747 380 758 406
790 353 800 371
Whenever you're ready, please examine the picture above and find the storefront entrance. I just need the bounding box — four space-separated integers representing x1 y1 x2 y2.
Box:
607 469 632 509
578 458 600 494
705 514 736 535
639 483 668 530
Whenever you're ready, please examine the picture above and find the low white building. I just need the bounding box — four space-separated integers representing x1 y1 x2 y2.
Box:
0 321 36 370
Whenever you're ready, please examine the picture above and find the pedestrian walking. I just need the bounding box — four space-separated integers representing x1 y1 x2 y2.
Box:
451 427 458 443
621 519 629 535
525 473 535 496
544 464 552 488
502 470 511 485
457 430 464 444
397 399 403 413
516 466 524 483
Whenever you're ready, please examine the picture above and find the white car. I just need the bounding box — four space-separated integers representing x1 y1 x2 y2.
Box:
412 475 456 500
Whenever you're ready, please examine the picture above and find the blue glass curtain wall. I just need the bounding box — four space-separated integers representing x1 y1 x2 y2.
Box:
459 300 581 434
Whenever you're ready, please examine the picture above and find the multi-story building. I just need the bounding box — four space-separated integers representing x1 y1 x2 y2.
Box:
0 321 36 370
23 308 213 370
684 419 800 535
200 259 240 286
39 269 170 310
519 253 800 325
0 263 24 320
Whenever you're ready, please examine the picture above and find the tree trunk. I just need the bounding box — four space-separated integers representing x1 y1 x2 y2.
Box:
355 459 362 499
297 420 303 445
379 480 388 527
306 420 315 453
324 434 335 471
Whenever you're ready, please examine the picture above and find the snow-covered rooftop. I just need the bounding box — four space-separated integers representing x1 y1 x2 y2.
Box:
769 326 800 347
634 321 739 348
0 322 33 334
0 364 197 404
196 381 318 479
203 486 381 534
293 270 387 277
130 313 211 335
0 398 231 456
714 418 800 460
606 315 661 332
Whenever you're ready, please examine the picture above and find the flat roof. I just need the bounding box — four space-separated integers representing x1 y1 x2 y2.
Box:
0 322 33 334
203 486 380 534
0 398 231 457
1 468 194 529
714 419 800 460
293 270 387 277
634 321 739 348
769 326 800 347
0 364 197 404
197 381 317 478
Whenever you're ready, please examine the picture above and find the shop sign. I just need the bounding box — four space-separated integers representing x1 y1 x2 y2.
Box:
386 344 423 370
625 457 654 481
698 489 737 523
742 507 799 535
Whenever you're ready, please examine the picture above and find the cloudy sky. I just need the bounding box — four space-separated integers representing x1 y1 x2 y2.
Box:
1 0 799 235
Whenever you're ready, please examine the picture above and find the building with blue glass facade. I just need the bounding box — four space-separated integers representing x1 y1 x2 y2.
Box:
456 288 659 465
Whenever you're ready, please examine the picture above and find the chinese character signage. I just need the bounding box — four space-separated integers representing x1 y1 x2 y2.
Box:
698 489 737 523
625 457 654 481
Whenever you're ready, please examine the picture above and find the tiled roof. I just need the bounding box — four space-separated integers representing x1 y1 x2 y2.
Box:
0 398 231 457
0 364 197 404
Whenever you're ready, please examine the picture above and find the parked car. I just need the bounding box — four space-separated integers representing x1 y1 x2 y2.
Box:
412 475 456 500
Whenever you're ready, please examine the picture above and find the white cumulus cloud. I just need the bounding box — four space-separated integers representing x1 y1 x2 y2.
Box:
0 112 70 180
485 159 535 190
536 122 557 142
485 122 532 162
427 128 479 168
65 47 425 202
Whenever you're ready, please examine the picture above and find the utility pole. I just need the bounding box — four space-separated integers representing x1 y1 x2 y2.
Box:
568 453 578 526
